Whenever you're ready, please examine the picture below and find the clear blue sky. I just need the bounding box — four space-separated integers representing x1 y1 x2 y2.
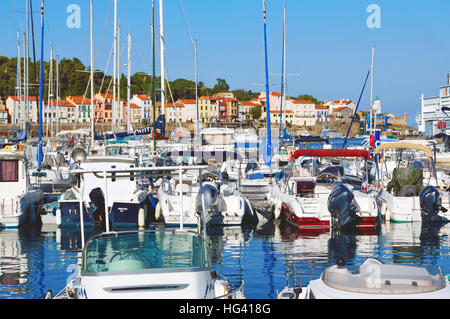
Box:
1 0 450 127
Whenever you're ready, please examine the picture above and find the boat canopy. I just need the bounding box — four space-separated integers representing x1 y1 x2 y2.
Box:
291 149 370 161
321 258 446 295
374 142 433 158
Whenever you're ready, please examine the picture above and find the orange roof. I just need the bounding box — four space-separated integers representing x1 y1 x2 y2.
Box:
270 110 293 114
130 103 140 109
315 105 328 110
8 96 38 101
135 94 152 101
178 99 196 104
293 100 315 104
67 96 92 105
239 101 258 106
334 107 351 112
45 100 74 107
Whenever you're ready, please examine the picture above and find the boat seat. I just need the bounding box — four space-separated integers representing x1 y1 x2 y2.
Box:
397 185 419 197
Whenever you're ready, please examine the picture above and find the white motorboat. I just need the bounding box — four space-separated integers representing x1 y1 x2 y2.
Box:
56 147 151 228
278 257 450 299
51 229 244 299
0 150 44 228
156 167 257 227
268 149 379 230
375 142 450 223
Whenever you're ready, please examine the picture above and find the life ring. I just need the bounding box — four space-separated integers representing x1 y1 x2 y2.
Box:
4 146 11 152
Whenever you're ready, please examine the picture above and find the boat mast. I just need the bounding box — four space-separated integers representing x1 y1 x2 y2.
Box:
14 31 21 130
90 0 95 150
279 4 286 138
56 52 60 134
127 31 132 132
25 0 29 131
369 45 375 135
47 43 53 138
195 38 199 137
118 24 121 126
37 0 44 169
152 0 156 150
263 0 272 167
159 0 165 123
112 0 117 131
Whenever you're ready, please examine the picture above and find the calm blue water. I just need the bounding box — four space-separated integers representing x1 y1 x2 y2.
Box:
1 220 450 299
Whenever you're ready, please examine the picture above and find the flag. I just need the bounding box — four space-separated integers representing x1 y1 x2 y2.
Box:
362 176 369 192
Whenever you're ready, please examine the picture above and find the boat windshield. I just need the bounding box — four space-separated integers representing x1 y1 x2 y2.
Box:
82 231 210 274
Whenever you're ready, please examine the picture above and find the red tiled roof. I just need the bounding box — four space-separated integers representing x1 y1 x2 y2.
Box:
135 94 152 101
293 100 315 104
315 105 328 110
67 96 92 105
8 96 38 101
178 99 196 104
334 107 351 112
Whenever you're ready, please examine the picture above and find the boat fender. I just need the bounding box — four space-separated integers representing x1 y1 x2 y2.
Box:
274 198 282 220
155 202 161 220
385 205 391 221
3 145 11 152
138 208 146 228
56 209 62 227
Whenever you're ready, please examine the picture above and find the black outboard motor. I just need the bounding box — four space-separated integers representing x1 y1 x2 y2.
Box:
89 187 107 231
420 186 448 221
328 185 362 228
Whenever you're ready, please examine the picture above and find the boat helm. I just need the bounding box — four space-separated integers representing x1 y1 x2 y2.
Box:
328 185 361 228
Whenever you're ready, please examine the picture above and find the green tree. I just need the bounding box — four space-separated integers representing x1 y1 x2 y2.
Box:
250 106 262 120
212 78 229 94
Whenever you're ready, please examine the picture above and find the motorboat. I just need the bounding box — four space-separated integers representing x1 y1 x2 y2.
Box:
56 147 152 228
156 165 257 227
268 149 379 230
375 142 450 223
0 150 44 228
278 257 450 299
49 229 244 299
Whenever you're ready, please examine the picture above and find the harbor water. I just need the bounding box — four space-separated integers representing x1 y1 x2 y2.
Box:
1 220 450 299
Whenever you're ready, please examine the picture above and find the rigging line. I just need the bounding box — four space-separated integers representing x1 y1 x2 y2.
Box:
93 0 114 69
97 43 114 96
178 0 195 50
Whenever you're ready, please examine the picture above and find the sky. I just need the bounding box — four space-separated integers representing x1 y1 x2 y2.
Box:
1 0 450 127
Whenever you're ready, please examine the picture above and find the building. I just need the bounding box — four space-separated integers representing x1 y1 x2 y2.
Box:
315 105 329 123
5 96 39 125
290 100 316 126
67 96 92 123
332 106 354 124
325 99 356 113
177 99 197 123
238 100 260 121
45 100 76 124
199 96 218 122
131 94 153 122
416 75 450 136
165 102 184 122
225 97 239 121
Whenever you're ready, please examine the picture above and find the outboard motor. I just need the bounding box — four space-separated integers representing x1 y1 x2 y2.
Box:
89 187 107 231
420 186 448 220
328 185 361 228
195 184 219 214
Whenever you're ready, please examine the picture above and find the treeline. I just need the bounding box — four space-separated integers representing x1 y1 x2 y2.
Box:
0 56 320 103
